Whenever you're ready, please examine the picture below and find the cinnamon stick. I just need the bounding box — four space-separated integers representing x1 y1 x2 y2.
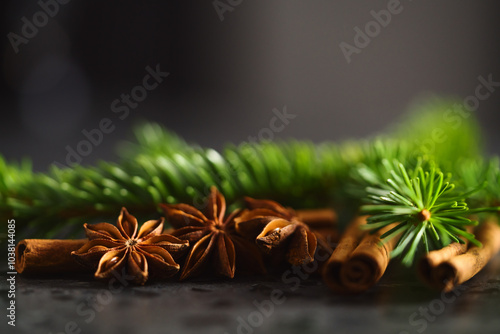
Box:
432 220 500 291
417 225 474 287
322 216 400 293
340 224 399 292
296 208 339 245
15 239 88 275
418 242 468 287
296 208 337 229
321 215 368 292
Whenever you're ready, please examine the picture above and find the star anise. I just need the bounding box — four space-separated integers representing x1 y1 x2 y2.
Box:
72 207 189 285
160 187 266 280
234 197 332 266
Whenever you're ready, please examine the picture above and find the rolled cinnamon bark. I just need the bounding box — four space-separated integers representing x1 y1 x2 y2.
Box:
321 215 368 292
432 220 500 291
340 223 399 292
311 228 340 246
296 208 337 229
16 239 88 275
417 225 474 287
296 208 339 246
418 242 468 287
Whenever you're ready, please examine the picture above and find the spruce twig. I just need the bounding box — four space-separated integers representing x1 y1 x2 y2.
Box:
0 97 495 270
359 161 496 266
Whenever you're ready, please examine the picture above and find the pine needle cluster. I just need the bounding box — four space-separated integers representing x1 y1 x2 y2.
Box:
1 98 498 266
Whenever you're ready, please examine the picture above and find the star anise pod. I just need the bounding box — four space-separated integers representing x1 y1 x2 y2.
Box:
234 197 332 266
72 207 189 285
160 187 266 280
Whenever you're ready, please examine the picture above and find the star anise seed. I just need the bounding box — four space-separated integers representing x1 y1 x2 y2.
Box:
72 207 189 285
160 187 266 280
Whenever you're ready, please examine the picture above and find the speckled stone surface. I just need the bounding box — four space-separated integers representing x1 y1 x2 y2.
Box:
1 255 500 334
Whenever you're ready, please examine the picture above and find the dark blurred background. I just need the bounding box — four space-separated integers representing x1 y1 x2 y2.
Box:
1 0 499 171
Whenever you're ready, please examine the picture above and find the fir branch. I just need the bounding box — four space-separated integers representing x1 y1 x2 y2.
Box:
360 161 484 266
0 137 344 239
454 157 500 208
0 97 489 242
389 97 483 169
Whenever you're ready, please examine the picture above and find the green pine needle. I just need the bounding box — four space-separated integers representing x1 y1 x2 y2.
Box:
360 161 484 266
0 97 495 253
455 157 500 208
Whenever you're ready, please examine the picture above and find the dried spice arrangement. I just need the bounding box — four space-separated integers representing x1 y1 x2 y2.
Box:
72 207 189 284
15 189 337 285
4 99 500 292
160 187 267 280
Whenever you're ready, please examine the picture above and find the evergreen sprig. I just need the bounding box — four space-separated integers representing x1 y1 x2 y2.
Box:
390 97 483 169
0 135 344 239
455 157 500 208
360 161 486 266
0 97 496 269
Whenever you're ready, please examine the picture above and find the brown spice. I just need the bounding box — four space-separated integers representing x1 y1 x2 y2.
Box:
322 215 367 292
161 187 266 280
235 197 334 266
341 223 399 292
322 216 399 293
418 242 468 287
295 208 338 229
432 219 500 291
16 239 88 275
72 207 189 285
